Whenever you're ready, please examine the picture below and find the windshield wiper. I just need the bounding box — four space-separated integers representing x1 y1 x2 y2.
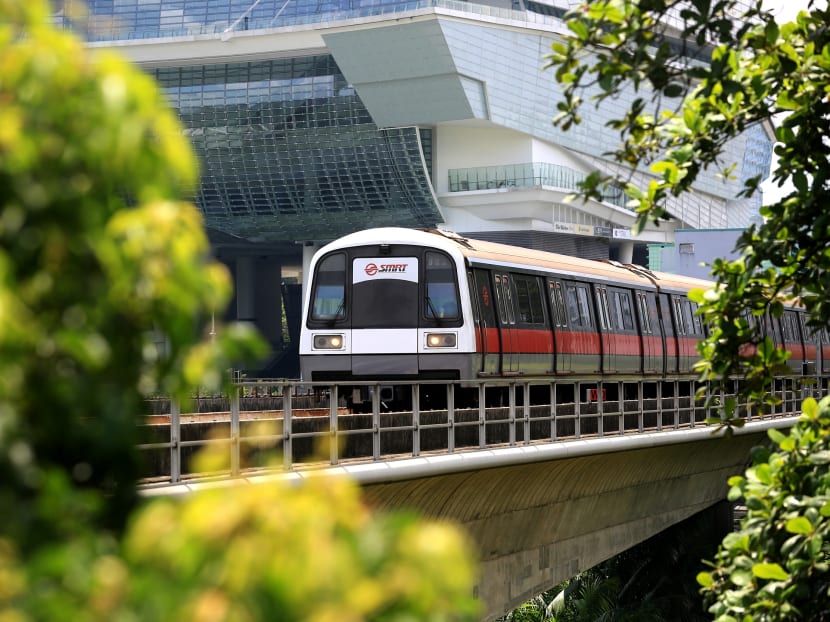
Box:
327 299 345 327
425 296 444 326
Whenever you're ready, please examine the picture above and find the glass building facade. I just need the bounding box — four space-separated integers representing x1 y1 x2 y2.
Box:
154 58 438 242
57 0 772 374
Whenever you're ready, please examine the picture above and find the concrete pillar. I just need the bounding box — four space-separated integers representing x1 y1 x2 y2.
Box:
618 240 634 264
255 257 283 348
236 256 256 322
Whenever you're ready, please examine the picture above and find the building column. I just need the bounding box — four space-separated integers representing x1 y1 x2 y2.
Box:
618 240 634 264
236 256 256 322
255 257 283 348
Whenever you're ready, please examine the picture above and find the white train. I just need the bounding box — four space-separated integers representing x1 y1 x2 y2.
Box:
299 227 825 408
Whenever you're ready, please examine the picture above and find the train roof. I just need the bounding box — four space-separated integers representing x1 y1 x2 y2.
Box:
319 227 715 294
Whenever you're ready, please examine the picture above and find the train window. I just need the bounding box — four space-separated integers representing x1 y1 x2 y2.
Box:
310 252 346 321
608 290 622 330
474 270 496 327
565 283 592 328
802 315 819 343
637 293 651 333
690 302 703 335
672 298 686 335
577 287 592 327
598 288 612 330
615 291 635 331
503 275 517 325
494 274 516 325
595 288 606 330
548 281 568 327
494 275 507 322
514 274 545 324
683 301 696 336
424 251 460 320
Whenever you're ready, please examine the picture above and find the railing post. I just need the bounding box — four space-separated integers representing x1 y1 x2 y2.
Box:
618 381 624 435
230 384 240 476
329 384 339 465
447 383 455 453
550 382 557 442
673 380 680 429
283 387 293 471
478 383 486 448
656 381 663 432
372 392 381 462
523 382 530 445
508 383 516 446
597 380 604 437
637 381 644 433
412 384 420 457
170 399 181 484
575 382 581 439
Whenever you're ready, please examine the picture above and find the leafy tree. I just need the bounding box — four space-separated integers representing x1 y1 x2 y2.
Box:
502 503 725 622
697 396 830 620
546 0 830 410
0 1 480 619
545 0 830 618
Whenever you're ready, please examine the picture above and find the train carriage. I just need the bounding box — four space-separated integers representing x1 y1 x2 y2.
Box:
299 227 815 409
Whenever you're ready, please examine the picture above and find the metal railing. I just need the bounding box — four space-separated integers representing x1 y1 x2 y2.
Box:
447 162 629 210
138 376 822 488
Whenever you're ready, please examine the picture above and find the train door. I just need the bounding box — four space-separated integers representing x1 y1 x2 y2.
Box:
473 268 499 375
547 279 568 373
657 293 678 374
671 295 697 373
822 328 830 376
493 272 520 374
636 291 661 373
607 287 641 373
799 313 818 376
782 310 806 375
593 285 615 372
513 273 552 375
563 281 601 373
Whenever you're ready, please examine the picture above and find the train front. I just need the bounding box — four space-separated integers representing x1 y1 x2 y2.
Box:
299 229 476 397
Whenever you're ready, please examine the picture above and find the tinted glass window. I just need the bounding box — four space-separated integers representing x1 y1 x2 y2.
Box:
549 281 567 327
310 252 346 321
424 252 460 320
514 274 545 324
618 292 634 330
565 284 592 328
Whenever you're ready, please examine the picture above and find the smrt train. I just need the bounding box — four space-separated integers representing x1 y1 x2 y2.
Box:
299 227 828 409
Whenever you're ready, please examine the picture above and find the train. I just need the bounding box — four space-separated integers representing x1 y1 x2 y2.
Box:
299 227 829 409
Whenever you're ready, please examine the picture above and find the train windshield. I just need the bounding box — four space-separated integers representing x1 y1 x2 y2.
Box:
352 257 419 328
424 251 460 320
310 252 346 321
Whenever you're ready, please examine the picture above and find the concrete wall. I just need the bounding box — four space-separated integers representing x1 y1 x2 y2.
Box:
360 432 764 621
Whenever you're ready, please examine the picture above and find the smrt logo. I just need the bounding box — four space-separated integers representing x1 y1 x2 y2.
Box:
364 262 408 276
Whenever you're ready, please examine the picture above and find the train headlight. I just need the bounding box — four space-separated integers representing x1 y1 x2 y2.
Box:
313 334 344 350
426 333 457 348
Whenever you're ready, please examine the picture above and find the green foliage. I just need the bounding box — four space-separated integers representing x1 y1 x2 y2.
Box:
1 462 479 621
697 396 830 620
546 0 830 408
547 1 830 617
0 2 480 620
501 504 730 622
0 0 266 543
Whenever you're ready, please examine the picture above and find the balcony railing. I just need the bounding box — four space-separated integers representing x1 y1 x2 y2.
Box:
448 162 629 210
